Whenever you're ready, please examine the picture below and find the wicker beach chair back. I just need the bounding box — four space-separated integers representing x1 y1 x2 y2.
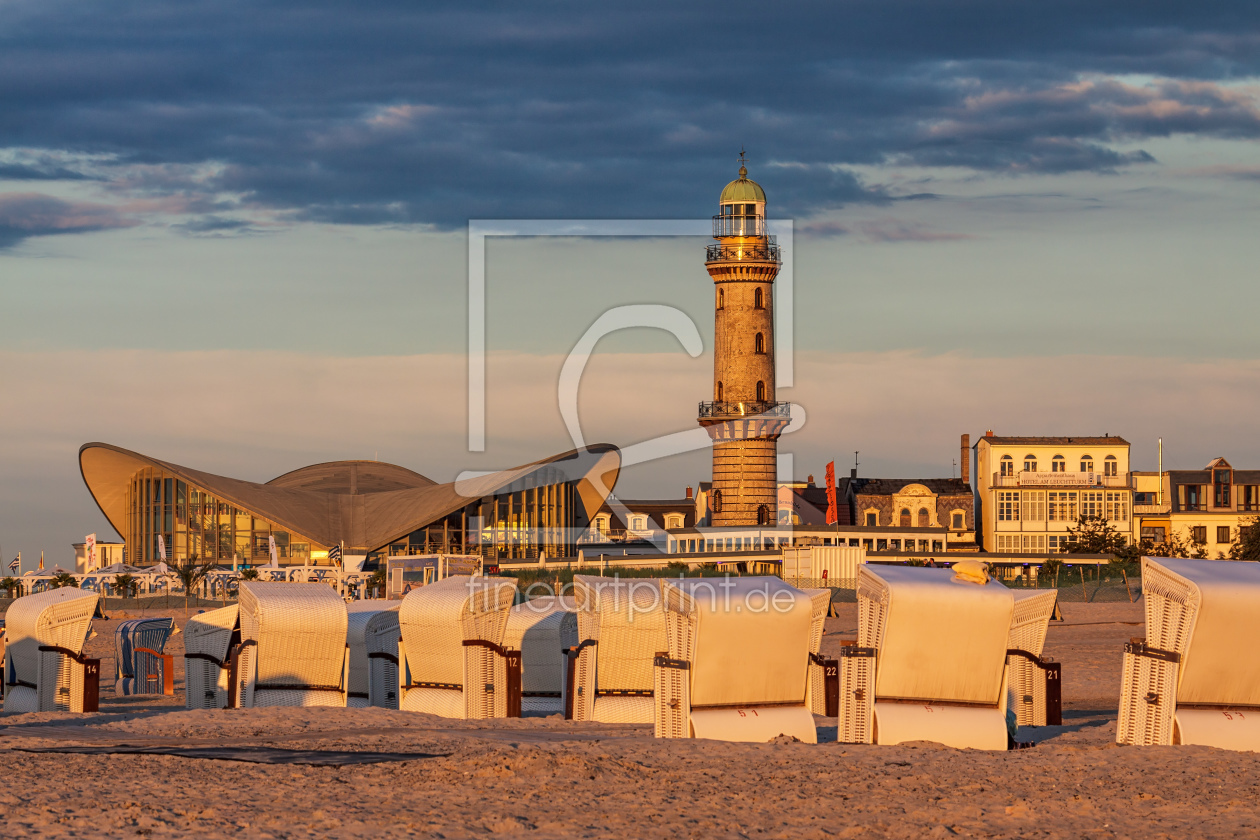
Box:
115 617 175 695
503 596 577 714
183 605 239 709
572 575 668 723
3 588 98 713
364 607 402 708
345 601 400 708
1007 589 1058 726
238 582 349 708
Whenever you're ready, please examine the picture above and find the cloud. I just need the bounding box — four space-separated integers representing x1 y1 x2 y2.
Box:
0 192 137 248
0 2 1257 234
5 346 1260 559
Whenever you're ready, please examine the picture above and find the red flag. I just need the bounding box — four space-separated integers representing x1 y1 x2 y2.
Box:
825 461 838 526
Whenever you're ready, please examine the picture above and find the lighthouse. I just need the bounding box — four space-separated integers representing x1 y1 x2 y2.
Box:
698 153 789 527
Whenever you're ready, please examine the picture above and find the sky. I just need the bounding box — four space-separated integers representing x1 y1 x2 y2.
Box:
2 1 1260 567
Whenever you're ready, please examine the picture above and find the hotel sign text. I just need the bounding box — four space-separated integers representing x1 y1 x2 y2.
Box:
1019 471 1096 486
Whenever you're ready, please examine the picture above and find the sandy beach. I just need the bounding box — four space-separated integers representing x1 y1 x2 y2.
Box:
2 600 1258 839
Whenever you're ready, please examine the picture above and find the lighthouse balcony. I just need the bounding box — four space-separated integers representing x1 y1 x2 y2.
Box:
705 241 781 263
697 400 790 419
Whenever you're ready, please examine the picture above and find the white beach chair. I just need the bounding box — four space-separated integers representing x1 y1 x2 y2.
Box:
802 588 839 717
1117 557 1260 750
396 575 520 718
566 575 668 724
1007 589 1061 727
345 601 400 708
654 577 819 742
837 564 1015 750
503 595 577 715
233 582 349 708
3 588 101 713
183 605 240 709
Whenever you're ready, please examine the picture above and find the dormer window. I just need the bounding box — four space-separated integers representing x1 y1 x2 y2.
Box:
1215 467 1233 508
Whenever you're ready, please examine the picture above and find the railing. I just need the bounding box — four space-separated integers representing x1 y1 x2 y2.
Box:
990 471 1132 488
705 242 781 263
698 400 791 419
712 213 766 238
577 529 660 544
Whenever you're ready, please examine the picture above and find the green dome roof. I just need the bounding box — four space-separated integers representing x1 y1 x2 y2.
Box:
720 165 766 203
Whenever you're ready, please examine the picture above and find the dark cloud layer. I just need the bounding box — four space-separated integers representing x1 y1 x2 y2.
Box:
0 193 135 248
0 0 1257 240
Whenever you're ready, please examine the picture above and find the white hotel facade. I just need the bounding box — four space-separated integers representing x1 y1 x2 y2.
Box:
974 434 1133 553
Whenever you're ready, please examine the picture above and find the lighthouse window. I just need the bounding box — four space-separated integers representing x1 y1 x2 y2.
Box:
756 381 765 401
754 333 765 354
754 288 764 309
716 381 723 401
717 288 724 309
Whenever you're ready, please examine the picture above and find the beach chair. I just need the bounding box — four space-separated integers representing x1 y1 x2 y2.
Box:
1007 589 1061 727
837 564 1015 750
183 605 240 709
1117 557 1260 750
802 588 839 717
503 596 577 715
115 617 175 696
566 575 668 724
345 601 400 708
654 577 820 742
232 582 349 708
396 575 519 718
3 588 101 713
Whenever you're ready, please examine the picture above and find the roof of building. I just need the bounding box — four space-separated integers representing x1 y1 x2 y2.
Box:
975 435 1129 447
79 442 621 553
267 461 435 494
840 477 973 497
597 498 694 512
1168 469 1260 484
720 165 766 203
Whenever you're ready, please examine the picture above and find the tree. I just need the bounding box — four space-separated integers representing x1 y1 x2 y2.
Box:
50 571 80 589
239 568 260 581
1229 517 1260 562
1145 529 1209 560
0 576 19 599
1062 516 1141 563
172 555 218 612
113 573 138 599
369 567 386 597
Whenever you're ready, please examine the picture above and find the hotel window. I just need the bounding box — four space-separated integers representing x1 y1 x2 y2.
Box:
877 539 888 551
1051 455 1066 473
754 333 765 354
1182 484 1204 511
1048 535 1061 552
1000 455 1014 477
1191 526 1207 544
865 512 878 526
863 539 874 550
998 492 1019 521
917 508 930 527
889 539 901 551
1217 526 1233 544
1021 491 1046 522
1080 491 1103 519
754 288 764 309
1048 491 1077 521
1105 492 1129 521
1141 526 1167 544
951 512 964 529
932 540 944 552
1024 534 1046 552
899 508 911 527
1214 468 1232 508
665 514 683 529
1080 455 1094 473
1104 455 1118 477
629 515 648 531
756 381 765 402
1024 455 1038 472
1244 486 1260 512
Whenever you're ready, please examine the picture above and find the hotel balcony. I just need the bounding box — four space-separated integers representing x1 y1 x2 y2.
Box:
698 400 791 419
990 471 1133 489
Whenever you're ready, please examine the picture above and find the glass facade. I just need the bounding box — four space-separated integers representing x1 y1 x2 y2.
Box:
125 467 321 565
371 476 581 563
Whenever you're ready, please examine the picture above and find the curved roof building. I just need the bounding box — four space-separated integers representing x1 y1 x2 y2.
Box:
80 442 620 566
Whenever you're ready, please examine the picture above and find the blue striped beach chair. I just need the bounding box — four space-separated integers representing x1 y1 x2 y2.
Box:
115 617 175 696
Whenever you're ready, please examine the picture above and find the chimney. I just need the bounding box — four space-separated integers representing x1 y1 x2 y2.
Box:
985 429 994 437
850 468 857 479
960 434 970 484
807 474 815 486
685 486 693 499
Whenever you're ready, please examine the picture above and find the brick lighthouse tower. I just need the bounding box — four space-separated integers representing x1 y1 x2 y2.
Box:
699 153 789 527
